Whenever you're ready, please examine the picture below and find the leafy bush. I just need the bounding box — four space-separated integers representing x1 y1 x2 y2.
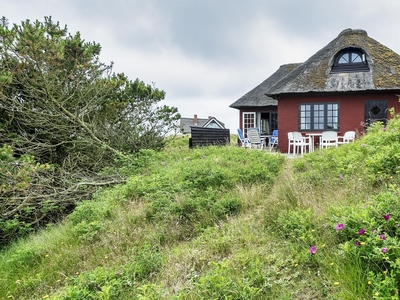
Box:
52 243 163 299
178 259 262 299
327 189 400 296
125 146 284 238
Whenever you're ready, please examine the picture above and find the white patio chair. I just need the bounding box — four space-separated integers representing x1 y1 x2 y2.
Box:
338 131 355 144
292 132 311 156
247 127 266 150
319 131 338 148
287 132 295 154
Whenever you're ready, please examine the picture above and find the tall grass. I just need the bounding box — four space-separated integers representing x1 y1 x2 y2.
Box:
2 120 400 299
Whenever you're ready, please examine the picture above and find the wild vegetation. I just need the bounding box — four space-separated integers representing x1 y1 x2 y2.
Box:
2 113 400 299
0 17 180 244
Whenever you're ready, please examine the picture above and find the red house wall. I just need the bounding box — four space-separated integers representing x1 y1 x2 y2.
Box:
277 91 400 153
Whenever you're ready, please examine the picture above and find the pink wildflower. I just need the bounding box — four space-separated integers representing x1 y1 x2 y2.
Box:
336 223 344 231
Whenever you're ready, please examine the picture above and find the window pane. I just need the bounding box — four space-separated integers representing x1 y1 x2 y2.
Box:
339 53 349 63
352 53 362 63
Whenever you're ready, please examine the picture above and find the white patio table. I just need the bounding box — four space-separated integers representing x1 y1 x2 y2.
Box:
305 133 323 152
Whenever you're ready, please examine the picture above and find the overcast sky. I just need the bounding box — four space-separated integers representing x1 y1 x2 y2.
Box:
3 0 400 132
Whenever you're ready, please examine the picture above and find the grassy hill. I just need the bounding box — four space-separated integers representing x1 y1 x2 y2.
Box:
2 117 400 299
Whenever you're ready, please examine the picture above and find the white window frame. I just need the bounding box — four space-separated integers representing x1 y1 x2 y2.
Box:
242 112 256 137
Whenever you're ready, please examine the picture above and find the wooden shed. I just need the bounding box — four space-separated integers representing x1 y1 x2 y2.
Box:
189 127 230 148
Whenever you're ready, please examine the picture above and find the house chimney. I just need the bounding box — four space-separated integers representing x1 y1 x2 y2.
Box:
194 114 198 125
208 116 211 119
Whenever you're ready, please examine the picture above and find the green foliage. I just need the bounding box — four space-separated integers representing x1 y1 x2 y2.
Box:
0 144 286 299
0 17 180 167
327 189 400 298
51 244 163 299
178 259 262 299
54 267 124 300
124 147 284 239
0 17 181 245
277 209 315 243
7 111 400 299
0 145 58 244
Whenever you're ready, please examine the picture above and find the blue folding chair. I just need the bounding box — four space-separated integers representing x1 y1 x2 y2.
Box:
268 130 278 151
237 128 251 148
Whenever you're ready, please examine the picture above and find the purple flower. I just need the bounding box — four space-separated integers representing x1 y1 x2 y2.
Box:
382 248 388 253
383 214 390 221
336 223 344 231
361 144 365 147
380 234 386 240
359 228 365 235
355 241 361 246
397 224 400 228
309 246 317 255
338 174 343 179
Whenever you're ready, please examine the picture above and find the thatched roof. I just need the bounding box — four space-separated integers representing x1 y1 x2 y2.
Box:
229 63 300 109
267 28 400 97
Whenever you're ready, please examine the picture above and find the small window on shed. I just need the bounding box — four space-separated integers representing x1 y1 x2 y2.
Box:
331 48 369 73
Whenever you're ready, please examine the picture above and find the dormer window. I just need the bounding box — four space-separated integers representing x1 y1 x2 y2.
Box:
331 48 370 73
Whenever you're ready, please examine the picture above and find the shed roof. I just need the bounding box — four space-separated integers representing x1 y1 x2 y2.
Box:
229 63 300 109
267 28 400 97
180 116 225 134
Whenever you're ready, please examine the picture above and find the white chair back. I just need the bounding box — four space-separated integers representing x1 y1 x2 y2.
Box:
320 131 338 148
292 131 304 141
291 132 310 156
344 131 355 142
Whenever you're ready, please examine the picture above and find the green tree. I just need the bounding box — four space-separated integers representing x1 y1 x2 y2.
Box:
0 17 180 244
0 16 180 169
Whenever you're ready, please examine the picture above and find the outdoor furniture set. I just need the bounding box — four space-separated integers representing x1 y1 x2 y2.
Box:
238 128 355 156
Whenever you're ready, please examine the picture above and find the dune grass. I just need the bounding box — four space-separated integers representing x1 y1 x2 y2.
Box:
2 118 400 299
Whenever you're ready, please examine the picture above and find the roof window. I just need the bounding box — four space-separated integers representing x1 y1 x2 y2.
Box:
331 48 370 73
